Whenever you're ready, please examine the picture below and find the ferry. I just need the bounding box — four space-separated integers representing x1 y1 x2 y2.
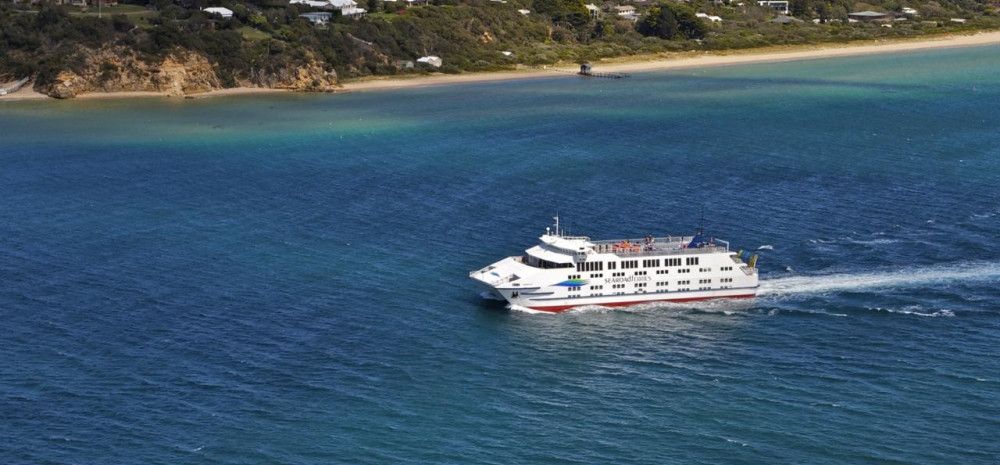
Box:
470 217 759 312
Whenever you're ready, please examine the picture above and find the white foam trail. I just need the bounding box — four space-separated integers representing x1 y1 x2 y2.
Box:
869 306 956 318
508 304 552 315
757 245 774 250
759 261 1000 297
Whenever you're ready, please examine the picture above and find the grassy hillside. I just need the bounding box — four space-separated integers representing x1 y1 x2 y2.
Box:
2 0 998 92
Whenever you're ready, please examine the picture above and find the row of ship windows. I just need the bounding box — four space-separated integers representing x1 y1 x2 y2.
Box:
591 267 733 278
577 257 700 272
571 285 736 298
573 279 734 290
574 278 734 287
602 269 704 278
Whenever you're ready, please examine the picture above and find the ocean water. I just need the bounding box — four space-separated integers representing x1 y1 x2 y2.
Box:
3 45 1000 464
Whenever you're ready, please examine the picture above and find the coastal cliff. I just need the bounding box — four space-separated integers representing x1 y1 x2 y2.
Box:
34 46 337 99
3 0 998 100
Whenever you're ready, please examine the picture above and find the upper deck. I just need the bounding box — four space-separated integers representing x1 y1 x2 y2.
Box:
591 236 730 258
539 233 730 259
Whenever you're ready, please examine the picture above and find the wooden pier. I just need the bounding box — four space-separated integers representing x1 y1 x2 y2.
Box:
577 63 630 79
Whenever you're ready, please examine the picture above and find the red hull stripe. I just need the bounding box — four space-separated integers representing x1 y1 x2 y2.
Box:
527 294 756 313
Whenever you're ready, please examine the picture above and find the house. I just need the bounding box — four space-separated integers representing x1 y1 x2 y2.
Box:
202 7 234 18
585 3 601 17
290 0 333 7
901 7 918 15
417 56 443 68
950 17 967 23
299 11 333 24
757 0 788 14
614 5 636 16
614 4 639 21
695 12 722 22
340 6 367 16
848 11 890 22
517 8 530 14
291 0 366 17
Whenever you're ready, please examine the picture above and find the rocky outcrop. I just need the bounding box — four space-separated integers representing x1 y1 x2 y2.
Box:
243 55 338 92
36 46 337 98
38 47 220 98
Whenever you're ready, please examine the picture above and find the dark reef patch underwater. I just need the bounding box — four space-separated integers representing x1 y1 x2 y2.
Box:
2 45 1000 464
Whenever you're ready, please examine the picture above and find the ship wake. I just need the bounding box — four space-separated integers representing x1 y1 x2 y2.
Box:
759 261 1000 297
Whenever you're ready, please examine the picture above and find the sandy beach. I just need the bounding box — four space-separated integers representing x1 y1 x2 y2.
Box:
3 30 1000 102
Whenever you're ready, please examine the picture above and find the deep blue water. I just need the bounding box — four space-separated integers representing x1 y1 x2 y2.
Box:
3 45 1000 464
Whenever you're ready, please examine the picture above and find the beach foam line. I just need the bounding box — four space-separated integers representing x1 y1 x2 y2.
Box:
759 261 1000 297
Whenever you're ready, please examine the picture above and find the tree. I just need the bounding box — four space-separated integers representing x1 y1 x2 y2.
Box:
532 0 590 28
790 0 812 17
637 2 706 40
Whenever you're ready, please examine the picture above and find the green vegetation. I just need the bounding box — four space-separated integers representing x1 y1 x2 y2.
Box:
637 3 707 40
532 0 589 27
1 0 999 92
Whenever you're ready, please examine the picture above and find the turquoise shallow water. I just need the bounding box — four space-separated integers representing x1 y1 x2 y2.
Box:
2 45 1000 464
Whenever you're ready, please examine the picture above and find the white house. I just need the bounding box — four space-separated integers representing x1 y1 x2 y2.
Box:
300 11 333 24
585 3 600 17
614 5 639 21
517 8 530 15
291 0 366 17
289 0 336 7
902 7 918 15
417 56 443 68
290 0 331 7
203 6 234 18
695 12 722 22
614 5 635 16
757 0 788 14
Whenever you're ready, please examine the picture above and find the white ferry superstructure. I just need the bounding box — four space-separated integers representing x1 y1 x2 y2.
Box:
470 218 759 312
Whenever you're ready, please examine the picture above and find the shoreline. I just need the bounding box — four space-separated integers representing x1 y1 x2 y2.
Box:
0 85 292 102
3 30 1000 102
341 30 1000 92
